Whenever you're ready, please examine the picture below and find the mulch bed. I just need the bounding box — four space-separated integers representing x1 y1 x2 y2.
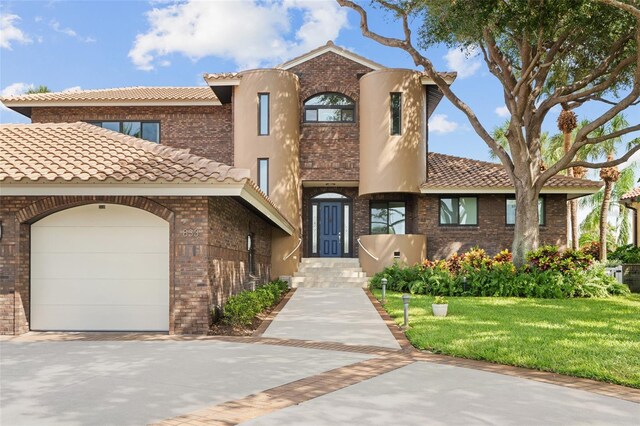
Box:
207 290 289 336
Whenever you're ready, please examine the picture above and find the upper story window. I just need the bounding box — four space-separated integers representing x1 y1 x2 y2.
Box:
258 158 269 195
258 93 270 136
88 121 160 143
304 93 355 123
390 92 402 135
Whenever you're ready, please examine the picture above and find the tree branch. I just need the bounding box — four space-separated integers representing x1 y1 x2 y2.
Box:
568 143 640 169
336 0 514 171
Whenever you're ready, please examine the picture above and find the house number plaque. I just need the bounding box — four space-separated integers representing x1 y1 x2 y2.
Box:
182 228 203 238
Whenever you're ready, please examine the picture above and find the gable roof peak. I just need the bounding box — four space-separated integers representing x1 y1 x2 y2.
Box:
277 41 385 71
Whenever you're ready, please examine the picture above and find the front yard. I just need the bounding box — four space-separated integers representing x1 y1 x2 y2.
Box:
373 290 640 388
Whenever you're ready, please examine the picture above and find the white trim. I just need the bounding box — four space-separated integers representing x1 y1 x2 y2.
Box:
0 181 294 235
203 78 241 87
357 238 379 261
1 100 220 108
278 45 383 71
240 186 295 235
420 186 601 199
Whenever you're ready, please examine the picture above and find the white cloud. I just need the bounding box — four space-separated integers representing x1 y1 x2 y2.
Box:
444 47 481 79
1 14 32 49
129 0 348 71
1 82 31 97
429 114 459 134
62 86 82 92
495 106 510 118
50 19 96 43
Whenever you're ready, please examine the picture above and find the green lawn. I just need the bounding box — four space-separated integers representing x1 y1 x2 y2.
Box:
373 290 640 388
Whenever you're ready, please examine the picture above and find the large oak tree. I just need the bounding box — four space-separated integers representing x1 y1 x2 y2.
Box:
337 0 640 265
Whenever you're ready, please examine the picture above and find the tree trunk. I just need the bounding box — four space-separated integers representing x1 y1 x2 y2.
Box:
599 180 614 261
512 188 541 267
570 200 579 249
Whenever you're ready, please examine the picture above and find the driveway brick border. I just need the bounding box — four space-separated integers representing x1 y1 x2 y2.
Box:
366 289 640 404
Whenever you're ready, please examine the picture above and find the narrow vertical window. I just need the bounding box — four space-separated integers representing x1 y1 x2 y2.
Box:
258 158 269 195
390 92 402 135
258 93 270 135
343 204 350 254
312 204 318 254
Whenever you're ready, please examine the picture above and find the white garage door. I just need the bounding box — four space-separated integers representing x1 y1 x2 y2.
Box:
31 204 170 331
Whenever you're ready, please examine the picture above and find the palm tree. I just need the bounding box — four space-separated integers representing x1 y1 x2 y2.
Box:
580 164 637 251
557 109 579 249
25 85 50 94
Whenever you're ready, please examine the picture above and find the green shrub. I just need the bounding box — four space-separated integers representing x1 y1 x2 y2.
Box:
610 244 640 264
369 248 629 299
221 279 289 327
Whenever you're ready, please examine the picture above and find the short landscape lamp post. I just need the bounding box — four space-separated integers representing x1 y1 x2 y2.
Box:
381 278 387 303
402 293 411 327
463 276 467 293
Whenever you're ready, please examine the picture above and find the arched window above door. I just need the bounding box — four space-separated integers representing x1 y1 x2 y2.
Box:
304 93 355 123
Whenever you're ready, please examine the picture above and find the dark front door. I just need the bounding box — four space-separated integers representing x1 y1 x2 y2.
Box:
319 201 342 257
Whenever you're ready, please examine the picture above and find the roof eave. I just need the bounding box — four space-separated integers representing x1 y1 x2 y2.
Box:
0 180 294 235
420 186 603 199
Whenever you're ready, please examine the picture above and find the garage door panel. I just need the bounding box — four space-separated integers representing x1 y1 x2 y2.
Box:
36 204 167 227
31 279 168 305
31 226 168 254
31 204 170 332
30 305 169 331
32 253 169 280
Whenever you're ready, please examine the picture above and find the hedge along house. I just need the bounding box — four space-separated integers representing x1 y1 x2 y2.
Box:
0 41 602 335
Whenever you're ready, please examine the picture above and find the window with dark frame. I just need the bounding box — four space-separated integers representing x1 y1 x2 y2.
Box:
87 121 160 143
303 93 355 123
390 92 402 135
439 197 478 225
370 201 406 234
258 158 269 195
258 93 270 135
506 197 546 226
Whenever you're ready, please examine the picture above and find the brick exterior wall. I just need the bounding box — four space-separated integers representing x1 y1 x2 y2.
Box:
0 195 272 335
419 194 568 259
289 52 374 181
30 105 233 165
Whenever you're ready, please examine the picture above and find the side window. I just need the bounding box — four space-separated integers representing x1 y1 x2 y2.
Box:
390 92 402 135
506 197 545 225
440 197 478 225
258 158 269 195
258 93 270 135
370 201 406 234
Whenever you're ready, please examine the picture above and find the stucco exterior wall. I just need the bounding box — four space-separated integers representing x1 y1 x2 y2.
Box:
358 234 426 276
359 69 426 195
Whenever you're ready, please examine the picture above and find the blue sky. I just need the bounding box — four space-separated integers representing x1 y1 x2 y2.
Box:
1 0 637 166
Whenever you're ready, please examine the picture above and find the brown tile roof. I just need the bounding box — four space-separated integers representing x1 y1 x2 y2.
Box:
424 152 603 190
0 122 248 184
203 72 242 80
277 40 386 70
0 87 219 105
621 187 640 200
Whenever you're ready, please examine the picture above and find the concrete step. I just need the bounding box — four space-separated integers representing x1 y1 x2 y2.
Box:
291 276 368 284
294 269 365 277
300 258 360 267
291 280 369 289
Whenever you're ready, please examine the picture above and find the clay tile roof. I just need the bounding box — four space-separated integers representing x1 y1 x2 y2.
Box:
0 122 249 184
424 152 603 190
621 187 640 200
203 72 242 80
277 40 386 71
0 87 219 105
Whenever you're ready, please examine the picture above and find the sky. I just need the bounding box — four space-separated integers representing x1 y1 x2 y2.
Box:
0 0 638 170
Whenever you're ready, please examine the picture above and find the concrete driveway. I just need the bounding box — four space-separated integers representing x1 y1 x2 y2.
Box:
0 339 370 425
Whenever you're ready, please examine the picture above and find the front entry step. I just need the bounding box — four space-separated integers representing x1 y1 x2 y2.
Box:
292 258 369 289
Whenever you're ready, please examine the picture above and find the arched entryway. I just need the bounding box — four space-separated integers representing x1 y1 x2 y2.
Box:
30 203 170 331
309 192 353 257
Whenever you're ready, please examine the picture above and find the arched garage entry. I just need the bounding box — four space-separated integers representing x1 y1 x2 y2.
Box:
30 203 170 331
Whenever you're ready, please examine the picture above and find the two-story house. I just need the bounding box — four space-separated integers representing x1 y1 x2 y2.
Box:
0 42 601 335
